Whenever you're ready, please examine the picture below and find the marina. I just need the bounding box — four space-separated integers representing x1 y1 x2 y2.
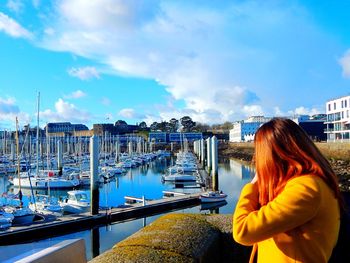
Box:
0 145 254 261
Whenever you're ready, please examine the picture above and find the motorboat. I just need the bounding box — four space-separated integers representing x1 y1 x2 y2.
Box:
162 171 198 182
200 191 228 203
60 190 90 214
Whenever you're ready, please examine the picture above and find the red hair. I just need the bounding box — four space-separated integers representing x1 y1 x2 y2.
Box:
254 118 342 208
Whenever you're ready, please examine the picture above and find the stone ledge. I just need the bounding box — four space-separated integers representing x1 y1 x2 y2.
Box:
90 213 251 263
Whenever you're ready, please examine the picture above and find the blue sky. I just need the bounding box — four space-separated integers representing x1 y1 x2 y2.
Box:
0 0 349 129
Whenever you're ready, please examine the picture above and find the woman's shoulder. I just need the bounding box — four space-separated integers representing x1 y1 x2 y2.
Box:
287 174 323 185
285 175 323 195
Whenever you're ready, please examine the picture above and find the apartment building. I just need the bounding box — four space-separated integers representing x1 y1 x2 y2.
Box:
229 116 271 142
325 95 350 142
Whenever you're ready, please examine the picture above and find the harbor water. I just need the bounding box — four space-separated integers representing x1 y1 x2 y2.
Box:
0 158 254 262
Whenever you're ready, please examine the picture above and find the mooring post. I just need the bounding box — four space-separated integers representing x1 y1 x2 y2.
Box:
206 137 212 172
128 141 133 156
142 195 146 206
91 227 100 259
198 140 202 163
57 140 63 175
200 139 205 165
11 143 15 162
90 135 99 215
211 136 218 191
115 141 120 163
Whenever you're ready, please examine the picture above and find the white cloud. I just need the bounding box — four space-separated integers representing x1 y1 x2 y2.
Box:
339 50 350 78
68 66 100 80
118 108 136 119
39 1 337 123
44 27 55 36
0 97 19 114
40 98 90 122
288 106 322 116
0 12 33 39
273 106 322 118
7 0 24 13
64 90 87 99
0 97 30 124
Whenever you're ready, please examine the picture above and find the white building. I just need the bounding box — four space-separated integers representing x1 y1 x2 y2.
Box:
325 95 350 142
229 116 271 142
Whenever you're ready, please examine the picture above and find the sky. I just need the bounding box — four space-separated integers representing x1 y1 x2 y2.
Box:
0 0 350 130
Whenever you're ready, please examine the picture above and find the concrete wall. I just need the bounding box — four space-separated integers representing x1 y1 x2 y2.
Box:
90 214 251 263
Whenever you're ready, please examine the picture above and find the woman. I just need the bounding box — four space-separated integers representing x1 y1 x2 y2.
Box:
233 118 342 263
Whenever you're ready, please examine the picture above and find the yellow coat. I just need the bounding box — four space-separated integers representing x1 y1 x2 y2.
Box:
233 175 340 263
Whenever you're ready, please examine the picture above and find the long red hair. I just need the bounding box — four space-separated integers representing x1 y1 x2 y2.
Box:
254 118 342 208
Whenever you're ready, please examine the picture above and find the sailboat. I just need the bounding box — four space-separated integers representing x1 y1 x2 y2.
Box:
12 93 80 189
29 122 63 216
4 117 36 225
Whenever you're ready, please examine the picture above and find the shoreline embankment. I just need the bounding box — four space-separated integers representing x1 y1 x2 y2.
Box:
219 142 350 192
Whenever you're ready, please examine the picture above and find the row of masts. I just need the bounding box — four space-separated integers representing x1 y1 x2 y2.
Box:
0 136 156 161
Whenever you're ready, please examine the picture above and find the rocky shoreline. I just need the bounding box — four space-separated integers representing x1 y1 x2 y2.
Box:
219 142 350 192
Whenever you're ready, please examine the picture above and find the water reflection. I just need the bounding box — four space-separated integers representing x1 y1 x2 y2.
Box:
0 158 254 261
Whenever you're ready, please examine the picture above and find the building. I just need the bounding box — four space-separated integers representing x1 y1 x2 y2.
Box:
148 132 203 143
149 132 167 143
168 132 203 142
46 122 88 134
325 95 350 142
93 124 116 136
292 115 326 141
229 116 271 142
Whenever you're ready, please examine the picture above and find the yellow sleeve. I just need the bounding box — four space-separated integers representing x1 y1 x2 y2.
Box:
233 176 321 246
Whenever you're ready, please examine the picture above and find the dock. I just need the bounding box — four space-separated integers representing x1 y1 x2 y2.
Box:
0 138 217 246
0 192 202 245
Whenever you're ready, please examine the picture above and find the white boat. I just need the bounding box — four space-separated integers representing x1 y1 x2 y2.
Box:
0 209 14 230
200 191 228 203
162 171 198 182
29 195 63 216
60 190 90 214
12 170 80 189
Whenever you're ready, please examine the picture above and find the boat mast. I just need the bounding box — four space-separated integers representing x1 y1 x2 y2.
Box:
46 123 51 198
36 92 40 179
15 117 23 207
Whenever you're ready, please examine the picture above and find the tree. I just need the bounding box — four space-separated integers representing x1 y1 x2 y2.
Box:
115 120 127 126
221 121 233 131
169 118 179 132
150 122 159 131
180 116 196 132
138 121 148 130
194 122 210 132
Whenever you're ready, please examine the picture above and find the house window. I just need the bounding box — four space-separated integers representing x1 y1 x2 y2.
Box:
345 100 348 108
342 111 344 119
341 100 344 108
328 104 331 111
334 102 336 110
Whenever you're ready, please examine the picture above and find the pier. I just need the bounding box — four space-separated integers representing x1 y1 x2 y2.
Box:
0 192 202 245
0 134 220 257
